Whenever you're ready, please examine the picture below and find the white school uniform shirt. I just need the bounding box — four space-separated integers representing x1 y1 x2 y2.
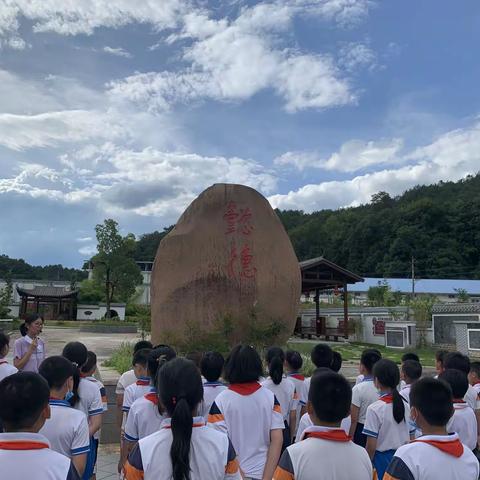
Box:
74 377 104 418
124 388 165 442
122 377 152 413
274 425 372 480
464 384 480 411
124 417 241 480
295 413 351 442
351 376 379 424
0 432 81 480
208 383 285 479
299 377 311 406
363 394 414 452
447 401 477 450
0 359 17 382
199 380 228 419
400 384 412 404
287 373 305 431
81 375 108 440
261 375 298 423
385 433 479 480
116 369 137 395
39 399 90 458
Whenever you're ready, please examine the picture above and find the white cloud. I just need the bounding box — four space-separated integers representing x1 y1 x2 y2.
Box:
78 245 97 256
103 46 132 58
339 42 377 71
76 237 93 243
109 3 356 112
269 122 480 211
0 110 129 150
275 138 403 172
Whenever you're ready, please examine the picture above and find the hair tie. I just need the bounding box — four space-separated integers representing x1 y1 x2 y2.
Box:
72 362 79 368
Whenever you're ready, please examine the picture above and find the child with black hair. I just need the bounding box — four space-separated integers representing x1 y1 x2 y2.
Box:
274 371 372 480
402 352 420 363
124 357 241 480
355 348 382 385
208 344 284 480
349 348 382 447
385 377 479 480
444 351 480 447
122 348 153 417
199 351 227 419
435 349 448 377
39 356 90 477
80 351 107 480
468 361 480 397
0 372 81 480
115 340 153 426
262 347 297 447
121 345 176 471
331 351 342 373
400 360 422 404
299 344 333 415
439 369 477 450
0 331 17 382
62 342 103 480
285 350 304 434
13 313 45 373
363 359 414 480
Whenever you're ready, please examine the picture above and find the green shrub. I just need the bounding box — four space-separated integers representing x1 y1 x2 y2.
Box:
103 342 134 373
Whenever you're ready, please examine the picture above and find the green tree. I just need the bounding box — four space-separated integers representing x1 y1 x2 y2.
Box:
410 295 436 347
367 280 403 306
78 279 104 304
0 273 13 318
454 288 470 303
91 219 143 319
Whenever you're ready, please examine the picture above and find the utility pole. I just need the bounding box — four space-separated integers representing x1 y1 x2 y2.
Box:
411 256 415 298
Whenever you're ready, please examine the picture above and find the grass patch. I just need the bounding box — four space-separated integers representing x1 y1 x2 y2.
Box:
103 342 134 374
287 340 436 368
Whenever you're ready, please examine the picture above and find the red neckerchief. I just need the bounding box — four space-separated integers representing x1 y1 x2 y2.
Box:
0 360 8 365
228 382 261 395
289 373 305 381
0 441 49 451
452 399 466 404
380 394 393 404
144 392 158 405
136 379 150 386
413 438 464 457
305 430 351 442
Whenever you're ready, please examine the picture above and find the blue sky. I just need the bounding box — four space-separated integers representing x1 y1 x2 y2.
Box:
0 1 479 267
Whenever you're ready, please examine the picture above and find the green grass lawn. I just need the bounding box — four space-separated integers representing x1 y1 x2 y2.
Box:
287 340 436 366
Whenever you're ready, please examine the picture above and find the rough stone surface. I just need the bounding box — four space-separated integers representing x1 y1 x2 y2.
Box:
151 184 301 346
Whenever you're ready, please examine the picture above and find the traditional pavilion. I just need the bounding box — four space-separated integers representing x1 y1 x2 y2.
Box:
299 257 364 339
17 286 79 321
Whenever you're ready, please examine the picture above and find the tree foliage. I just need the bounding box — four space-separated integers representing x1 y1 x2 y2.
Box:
367 280 404 306
0 273 13 318
91 219 143 318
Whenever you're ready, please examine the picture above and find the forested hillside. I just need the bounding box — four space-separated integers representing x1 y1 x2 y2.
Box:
136 175 480 279
0 255 87 282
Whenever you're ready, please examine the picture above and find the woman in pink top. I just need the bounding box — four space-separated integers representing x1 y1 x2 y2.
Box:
13 313 46 373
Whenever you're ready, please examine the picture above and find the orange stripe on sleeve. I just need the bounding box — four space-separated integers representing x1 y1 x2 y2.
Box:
383 474 398 480
273 466 295 480
225 458 240 474
123 461 144 480
273 404 282 414
208 413 225 423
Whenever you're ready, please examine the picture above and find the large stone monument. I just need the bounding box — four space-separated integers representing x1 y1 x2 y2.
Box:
150 183 301 347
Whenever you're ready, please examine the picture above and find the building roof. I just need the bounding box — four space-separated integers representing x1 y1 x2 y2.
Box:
349 278 480 295
16 286 78 298
300 257 364 292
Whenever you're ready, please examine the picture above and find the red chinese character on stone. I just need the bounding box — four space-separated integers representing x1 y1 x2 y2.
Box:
238 207 254 236
223 201 239 235
240 243 257 279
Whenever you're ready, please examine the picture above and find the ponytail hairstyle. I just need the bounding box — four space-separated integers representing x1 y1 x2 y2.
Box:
373 359 405 424
266 347 285 385
39 356 74 390
20 313 43 337
157 358 203 480
148 344 177 387
62 342 88 406
0 332 10 356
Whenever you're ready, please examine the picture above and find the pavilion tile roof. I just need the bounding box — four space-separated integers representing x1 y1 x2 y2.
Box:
16 286 78 298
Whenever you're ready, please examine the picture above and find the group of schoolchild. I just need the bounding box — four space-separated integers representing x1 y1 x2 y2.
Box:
1 328 480 480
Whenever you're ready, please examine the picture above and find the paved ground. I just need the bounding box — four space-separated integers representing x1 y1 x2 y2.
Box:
96 445 121 480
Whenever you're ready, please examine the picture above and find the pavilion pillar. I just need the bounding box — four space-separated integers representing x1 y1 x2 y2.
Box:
343 282 348 339
69 299 73 320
